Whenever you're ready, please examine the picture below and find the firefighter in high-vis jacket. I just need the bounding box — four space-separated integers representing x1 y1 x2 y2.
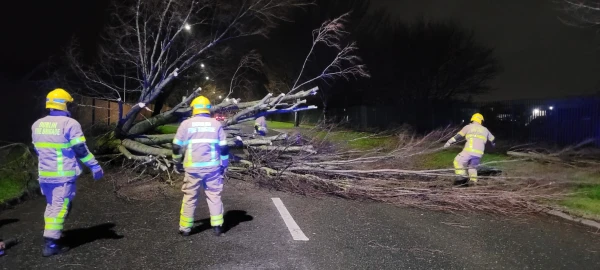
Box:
254 116 267 136
172 96 229 237
444 113 495 186
31 89 104 257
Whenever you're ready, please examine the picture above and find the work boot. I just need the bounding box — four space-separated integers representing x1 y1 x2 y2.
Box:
453 177 469 186
42 238 69 257
179 229 191 237
213 226 223 237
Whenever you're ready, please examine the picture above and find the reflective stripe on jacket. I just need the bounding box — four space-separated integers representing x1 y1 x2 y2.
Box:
457 123 495 157
32 115 95 183
173 115 228 173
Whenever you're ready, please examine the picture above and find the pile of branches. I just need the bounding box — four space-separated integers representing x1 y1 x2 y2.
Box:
225 124 568 215
507 138 600 167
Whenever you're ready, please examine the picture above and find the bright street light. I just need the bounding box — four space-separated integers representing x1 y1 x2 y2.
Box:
549 106 554 110
533 108 540 115
184 23 191 31
206 76 210 80
200 63 205 68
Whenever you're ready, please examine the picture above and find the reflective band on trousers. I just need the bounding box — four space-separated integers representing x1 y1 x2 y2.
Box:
45 198 70 231
453 159 466 175
211 214 224 226
180 215 194 228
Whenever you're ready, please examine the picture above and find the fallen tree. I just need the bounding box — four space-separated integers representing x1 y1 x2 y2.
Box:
65 1 368 175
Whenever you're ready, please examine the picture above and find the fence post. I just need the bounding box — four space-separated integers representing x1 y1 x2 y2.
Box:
294 99 300 127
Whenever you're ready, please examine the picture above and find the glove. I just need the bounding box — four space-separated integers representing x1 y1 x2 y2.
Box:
91 165 104 180
174 163 185 174
443 142 451 148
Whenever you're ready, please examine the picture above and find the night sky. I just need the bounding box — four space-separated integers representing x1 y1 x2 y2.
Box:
373 0 600 101
1 0 599 100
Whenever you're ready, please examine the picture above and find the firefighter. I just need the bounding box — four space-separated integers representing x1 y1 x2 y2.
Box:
444 113 495 186
31 88 104 257
172 96 229 237
254 116 267 136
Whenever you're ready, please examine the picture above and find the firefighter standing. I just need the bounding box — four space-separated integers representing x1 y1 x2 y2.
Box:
31 89 104 257
444 113 495 186
172 96 229 237
254 116 267 136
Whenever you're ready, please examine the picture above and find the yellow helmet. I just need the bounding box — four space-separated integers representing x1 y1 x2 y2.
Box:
190 96 211 115
46 88 74 111
471 113 484 124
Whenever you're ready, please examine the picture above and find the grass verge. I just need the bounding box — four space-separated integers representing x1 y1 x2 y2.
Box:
0 145 37 204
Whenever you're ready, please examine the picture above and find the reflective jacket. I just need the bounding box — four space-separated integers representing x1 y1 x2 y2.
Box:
457 122 495 157
31 112 99 183
254 116 267 134
173 115 229 173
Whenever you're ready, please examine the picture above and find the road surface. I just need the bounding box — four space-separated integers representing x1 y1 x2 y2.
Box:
2 123 600 269
1 175 600 269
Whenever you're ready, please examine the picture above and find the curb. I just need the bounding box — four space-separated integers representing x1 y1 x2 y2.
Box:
544 209 600 230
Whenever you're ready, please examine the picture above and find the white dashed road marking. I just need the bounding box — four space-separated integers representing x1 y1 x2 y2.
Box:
272 198 309 241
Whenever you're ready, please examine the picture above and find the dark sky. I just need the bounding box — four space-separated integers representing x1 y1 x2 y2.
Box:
1 0 599 102
0 0 107 78
372 0 600 101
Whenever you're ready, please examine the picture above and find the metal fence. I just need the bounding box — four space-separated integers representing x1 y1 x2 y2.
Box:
470 96 600 146
270 95 600 146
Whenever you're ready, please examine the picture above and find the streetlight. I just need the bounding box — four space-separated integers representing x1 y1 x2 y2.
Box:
200 63 205 68
549 106 554 110
206 76 210 80
184 23 191 31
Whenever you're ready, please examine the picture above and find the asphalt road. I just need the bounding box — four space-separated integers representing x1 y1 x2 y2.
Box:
2 123 600 269
1 175 600 270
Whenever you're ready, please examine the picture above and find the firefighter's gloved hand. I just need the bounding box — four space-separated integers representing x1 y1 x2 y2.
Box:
91 165 104 180
174 163 185 174
443 141 451 148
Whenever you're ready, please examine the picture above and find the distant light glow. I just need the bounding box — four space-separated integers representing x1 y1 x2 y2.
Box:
549 106 554 110
184 23 191 30
219 95 222 99
206 76 210 80
200 63 205 68
533 108 540 114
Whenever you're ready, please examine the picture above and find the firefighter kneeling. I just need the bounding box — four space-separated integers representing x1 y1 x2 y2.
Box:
444 113 495 186
173 96 229 236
